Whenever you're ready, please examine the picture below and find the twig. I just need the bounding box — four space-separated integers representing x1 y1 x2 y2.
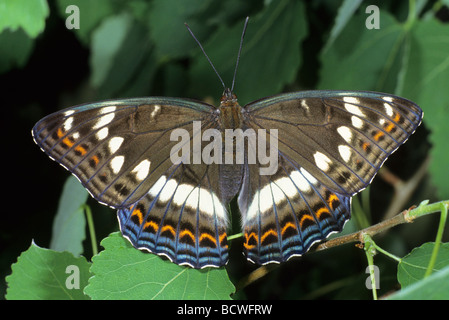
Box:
380 157 430 220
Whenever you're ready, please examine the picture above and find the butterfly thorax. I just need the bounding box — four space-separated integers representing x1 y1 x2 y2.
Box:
219 88 243 130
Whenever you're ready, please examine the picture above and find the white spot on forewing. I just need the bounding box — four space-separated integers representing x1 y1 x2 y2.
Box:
351 116 364 129
313 151 332 172
384 102 394 117
108 136 124 154
96 127 109 140
63 110 75 116
301 100 309 111
383 96 394 102
343 97 365 117
110 155 124 174
338 145 352 162
63 117 74 131
93 107 116 129
100 106 117 114
150 105 161 118
131 159 151 181
337 126 353 143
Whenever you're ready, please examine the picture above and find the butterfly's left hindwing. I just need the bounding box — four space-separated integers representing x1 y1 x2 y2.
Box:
118 161 229 268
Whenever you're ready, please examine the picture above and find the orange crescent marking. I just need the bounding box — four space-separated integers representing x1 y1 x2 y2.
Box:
200 233 217 246
161 225 176 237
299 214 315 229
244 232 258 250
219 232 227 243
327 193 339 210
131 207 143 225
180 229 196 244
261 229 277 244
316 207 330 220
281 222 296 236
143 220 159 232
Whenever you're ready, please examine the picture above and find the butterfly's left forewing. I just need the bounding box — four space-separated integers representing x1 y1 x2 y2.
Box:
32 98 214 208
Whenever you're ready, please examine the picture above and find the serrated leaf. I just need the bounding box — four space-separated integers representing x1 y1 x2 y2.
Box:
84 232 235 300
389 264 449 300
397 242 449 287
49 175 88 256
5 242 91 300
0 0 49 38
189 0 307 105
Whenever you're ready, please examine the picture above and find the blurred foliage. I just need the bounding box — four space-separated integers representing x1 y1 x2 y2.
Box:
1 0 448 300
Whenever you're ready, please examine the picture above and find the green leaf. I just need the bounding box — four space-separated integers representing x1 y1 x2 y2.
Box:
84 232 235 300
89 12 155 98
49 175 88 256
90 13 134 88
401 19 449 199
397 242 449 287
0 28 34 73
322 0 364 53
319 10 406 92
5 242 92 300
189 0 307 105
148 0 213 58
389 264 449 300
0 0 49 38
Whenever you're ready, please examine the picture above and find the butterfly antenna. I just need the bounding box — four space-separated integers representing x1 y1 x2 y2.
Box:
185 22 226 90
231 16 249 92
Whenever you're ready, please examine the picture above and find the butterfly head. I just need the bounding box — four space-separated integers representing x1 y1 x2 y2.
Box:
220 88 238 107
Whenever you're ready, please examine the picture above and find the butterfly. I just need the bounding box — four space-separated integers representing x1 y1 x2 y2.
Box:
32 18 423 268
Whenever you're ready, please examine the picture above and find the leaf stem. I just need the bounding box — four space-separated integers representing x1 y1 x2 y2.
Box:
83 204 98 257
424 202 448 277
